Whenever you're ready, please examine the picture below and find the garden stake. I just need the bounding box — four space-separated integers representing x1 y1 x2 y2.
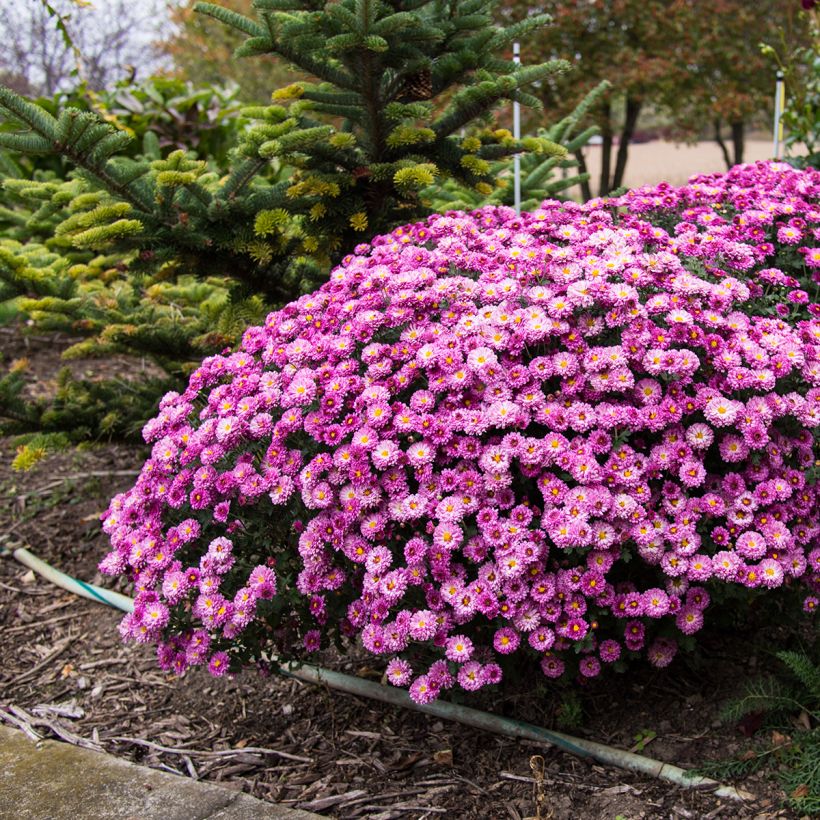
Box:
513 40 522 215
773 70 785 159
3 545 755 804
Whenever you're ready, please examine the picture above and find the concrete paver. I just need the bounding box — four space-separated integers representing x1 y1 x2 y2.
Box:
0 725 321 820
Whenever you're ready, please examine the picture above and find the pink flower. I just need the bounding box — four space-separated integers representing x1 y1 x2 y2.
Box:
579 656 601 678
540 654 565 678
103 163 820 702
208 651 230 677
408 610 437 641
457 661 485 691
704 396 740 427
445 634 474 662
493 627 520 654
408 674 437 704
386 658 413 686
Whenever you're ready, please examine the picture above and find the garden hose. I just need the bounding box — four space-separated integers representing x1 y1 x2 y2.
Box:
2 545 754 803
1 546 134 612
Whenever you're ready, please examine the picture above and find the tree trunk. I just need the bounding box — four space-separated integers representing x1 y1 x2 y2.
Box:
598 101 613 196
730 120 744 166
612 96 642 190
574 149 593 202
713 120 732 169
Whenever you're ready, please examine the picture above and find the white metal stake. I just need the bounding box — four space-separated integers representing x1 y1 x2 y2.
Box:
513 41 521 215
773 70 785 159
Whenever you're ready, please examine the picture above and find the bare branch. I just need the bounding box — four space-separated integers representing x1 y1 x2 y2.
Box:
0 0 170 95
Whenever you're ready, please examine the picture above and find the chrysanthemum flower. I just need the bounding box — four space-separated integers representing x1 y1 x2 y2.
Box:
101 163 820 699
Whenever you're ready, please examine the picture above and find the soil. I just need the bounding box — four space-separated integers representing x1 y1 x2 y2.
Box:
0 324 806 820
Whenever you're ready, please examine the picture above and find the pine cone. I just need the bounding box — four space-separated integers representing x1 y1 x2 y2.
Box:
399 67 433 101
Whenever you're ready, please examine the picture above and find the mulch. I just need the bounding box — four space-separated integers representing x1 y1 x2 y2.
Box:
0 324 803 819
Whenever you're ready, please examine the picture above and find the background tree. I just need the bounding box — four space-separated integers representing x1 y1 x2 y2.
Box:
0 0 168 96
162 0 299 102
503 0 815 197
761 1 820 166
660 0 812 169
505 0 678 198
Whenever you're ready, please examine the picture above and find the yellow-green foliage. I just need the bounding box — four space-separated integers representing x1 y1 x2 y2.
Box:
12 443 48 471
460 154 490 175
394 163 438 189
70 219 144 249
386 126 436 148
254 208 291 236
152 150 209 187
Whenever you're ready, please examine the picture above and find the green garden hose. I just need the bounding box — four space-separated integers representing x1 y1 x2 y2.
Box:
2 545 754 803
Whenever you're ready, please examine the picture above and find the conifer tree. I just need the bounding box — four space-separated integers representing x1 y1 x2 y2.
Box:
0 0 569 300
428 80 609 212
0 0 574 462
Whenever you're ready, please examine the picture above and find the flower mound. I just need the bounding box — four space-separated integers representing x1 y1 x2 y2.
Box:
102 161 820 701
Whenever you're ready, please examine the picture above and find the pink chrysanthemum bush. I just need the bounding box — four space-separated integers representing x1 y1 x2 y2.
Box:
101 161 820 702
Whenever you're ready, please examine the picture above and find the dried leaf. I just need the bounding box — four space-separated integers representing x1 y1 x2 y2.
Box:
433 749 453 766
387 752 424 771
796 711 812 732
80 511 106 523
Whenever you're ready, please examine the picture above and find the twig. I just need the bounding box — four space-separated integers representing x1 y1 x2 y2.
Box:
0 706 43 741
499 770 607 794
36 598 79 615
107 735 313 763
14 470 140 501
330 787 441 811
5 613 78 635
78 658 129 671
3 704 102 752
298 790 369 812
32 701 84 720
12 634 81 684
183 755 199 779
499 772 536 784
530 755 547 820
105 674 175 689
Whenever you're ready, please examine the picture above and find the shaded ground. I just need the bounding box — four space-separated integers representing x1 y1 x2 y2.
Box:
0 325 805 819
